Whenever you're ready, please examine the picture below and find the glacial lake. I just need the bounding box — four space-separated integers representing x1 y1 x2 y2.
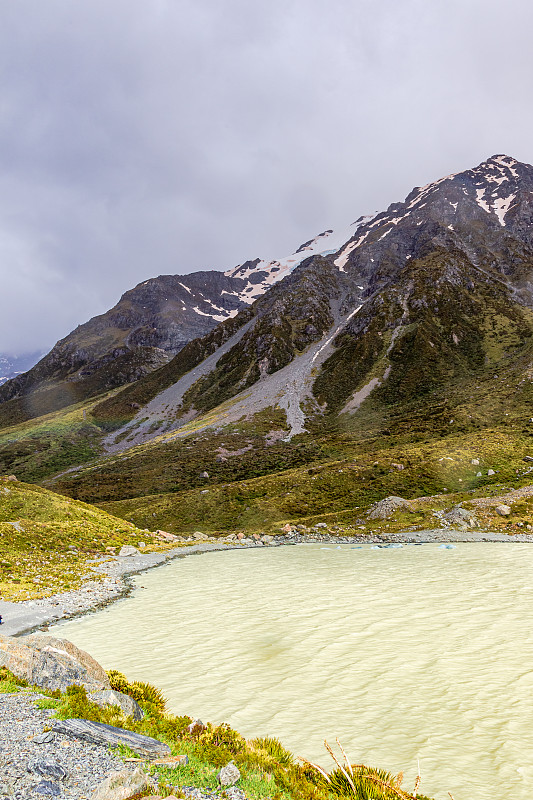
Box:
51 543 533 800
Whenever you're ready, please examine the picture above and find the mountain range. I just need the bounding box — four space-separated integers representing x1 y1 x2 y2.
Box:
2 154 533 532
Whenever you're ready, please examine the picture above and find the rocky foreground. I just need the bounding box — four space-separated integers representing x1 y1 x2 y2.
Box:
0 633 248 800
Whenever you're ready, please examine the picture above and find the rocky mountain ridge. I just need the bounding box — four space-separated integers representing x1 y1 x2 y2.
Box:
2 153 533 449
90 154 533 453
0 222 367 423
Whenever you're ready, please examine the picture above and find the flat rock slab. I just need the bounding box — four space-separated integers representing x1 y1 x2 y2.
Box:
52 718 171 758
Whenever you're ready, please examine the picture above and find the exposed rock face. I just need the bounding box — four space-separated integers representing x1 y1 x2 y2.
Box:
0 633 110 693
5 154 533 448
0 271 248 421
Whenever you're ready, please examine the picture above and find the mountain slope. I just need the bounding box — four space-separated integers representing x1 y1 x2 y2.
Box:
0 223 368 425
90 154 533 455
4 154 533 527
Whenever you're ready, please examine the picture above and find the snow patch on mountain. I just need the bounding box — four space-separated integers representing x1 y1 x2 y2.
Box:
225 217 377 300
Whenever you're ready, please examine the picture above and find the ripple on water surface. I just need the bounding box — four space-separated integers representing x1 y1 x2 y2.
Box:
53 543 533 800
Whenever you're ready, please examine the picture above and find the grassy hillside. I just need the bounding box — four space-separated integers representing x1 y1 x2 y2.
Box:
96 425 533 535
0 477 147 600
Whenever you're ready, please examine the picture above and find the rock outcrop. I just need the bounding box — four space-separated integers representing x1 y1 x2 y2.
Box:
0 633 110 693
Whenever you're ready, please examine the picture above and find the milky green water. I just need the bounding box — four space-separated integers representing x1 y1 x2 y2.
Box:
52 543 533 800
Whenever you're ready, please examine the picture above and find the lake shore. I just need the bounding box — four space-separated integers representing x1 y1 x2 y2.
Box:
2 528 532 637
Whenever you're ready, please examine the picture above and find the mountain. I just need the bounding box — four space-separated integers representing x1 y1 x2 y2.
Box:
88 153 533 450
3 154 533 531
0 351 45 386
0 224 366 424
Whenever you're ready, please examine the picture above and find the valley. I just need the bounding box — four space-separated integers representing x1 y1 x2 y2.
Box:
3 154 533 800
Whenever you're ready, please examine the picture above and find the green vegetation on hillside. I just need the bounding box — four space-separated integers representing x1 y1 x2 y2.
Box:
0 477 147 600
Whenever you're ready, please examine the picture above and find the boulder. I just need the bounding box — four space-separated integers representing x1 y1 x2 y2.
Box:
27 760 67 781
52 719 170 758
0 633 110 693
89 689 144 721
487 469 496 476
91 767 150 800
118 545 140 557
495 504 512 517
217 760 241 786
367 496 412 519
443 507 479 528
156 530 179 542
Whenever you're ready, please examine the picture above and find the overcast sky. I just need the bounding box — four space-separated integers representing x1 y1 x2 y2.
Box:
1 0 532 354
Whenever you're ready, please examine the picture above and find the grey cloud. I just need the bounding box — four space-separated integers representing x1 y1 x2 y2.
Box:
0 0 532 352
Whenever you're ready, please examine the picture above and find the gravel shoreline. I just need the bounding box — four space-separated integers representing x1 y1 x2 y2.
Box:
1 530 532 638
0 691 132 799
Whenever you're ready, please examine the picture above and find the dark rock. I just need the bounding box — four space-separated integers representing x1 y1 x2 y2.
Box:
51 719 171 757
28 760 67 781
33 781 61 797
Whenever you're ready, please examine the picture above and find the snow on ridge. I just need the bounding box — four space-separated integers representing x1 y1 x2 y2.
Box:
225 217 377 302
475 185 515 225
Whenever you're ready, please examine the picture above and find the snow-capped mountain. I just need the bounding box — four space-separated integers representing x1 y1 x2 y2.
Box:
3 154 533 431
0 352 45 386
90 154 533 451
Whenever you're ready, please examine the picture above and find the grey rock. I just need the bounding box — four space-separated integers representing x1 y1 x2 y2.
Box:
91 767 150 800
217 760 241 786
496 504 512 516
89 689 144 721
368 496 412 519
118 546 139 557
0 633 110 693
487 469 496 476
224 788 246 800
52 719 170 758
33 732 55 744
443 507 479 528
28 759 67 781
34 781 61 797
